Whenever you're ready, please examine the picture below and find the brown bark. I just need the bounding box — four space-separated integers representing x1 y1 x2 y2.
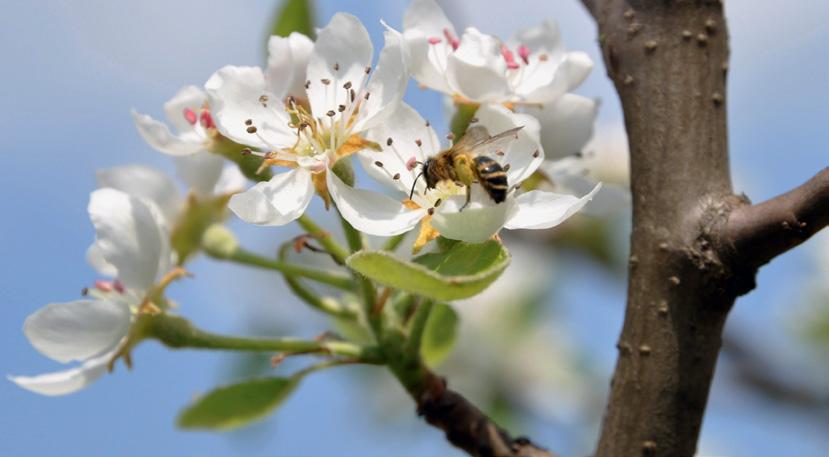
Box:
578 1 829 457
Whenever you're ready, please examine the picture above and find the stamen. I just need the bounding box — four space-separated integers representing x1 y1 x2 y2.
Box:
496 149 505 156
183 108 197 125
333 62 340 71
343 81 352 90
386 137 393 146
428 37 442 45
246 125 257 134
374 161 384 168
501 44 520 70
434 198 442 207
350 89 356 102
443 28 460 50
538 53 549 62
94 280 112 292
244 119 253 125
364 65 372 74
415 139 422 147
532 149 540 158
338 104 346 112
326 110 336 117
446 132 455 141
406 157 419 171
259 94 269 107
517 44 531 64
425 120 431 127
113 280 125 294
364 92 371 100
321 78 331 85
503 164 511 172
427 207 435 215
393 173 401 180
305 80 311 89
200 111 215 129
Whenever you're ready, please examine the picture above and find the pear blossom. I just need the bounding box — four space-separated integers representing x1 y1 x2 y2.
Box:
403 0 592 105
9 188 175 395
205 13 409 227
132 85 215 157
330 103 600 248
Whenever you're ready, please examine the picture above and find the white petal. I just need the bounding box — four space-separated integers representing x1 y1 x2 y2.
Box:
174 152 225 196
504 184 601 230
446 28 509 103
204 65 295 150
352 25 409 132
403 0 456 39
23 299 130 364
131 110 205 156
8 349 116 396
86 242 117 277
509 20 566 60
88 188 171 290
362 103 439 194
553 173 629 217
518 52 593 104
213 165 249 195
228 168 313 226
96 165 182 225
474 104 545 184
327 170 425 236
431 186 512 243
163 85 208 133
267 32 314 99
528 94 597 160
306 13 372 121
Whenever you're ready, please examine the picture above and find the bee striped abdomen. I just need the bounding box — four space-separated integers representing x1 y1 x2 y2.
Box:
473 156 509 203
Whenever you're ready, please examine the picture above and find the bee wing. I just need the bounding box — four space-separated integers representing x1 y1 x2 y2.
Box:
452 125 491 153
465 125 524 158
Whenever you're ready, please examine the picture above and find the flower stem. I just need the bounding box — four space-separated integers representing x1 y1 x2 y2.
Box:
337 211 382 338
276 244 358 319
296 214 350 265
223 247 353 290
133 313 382 361
381 233 407 252
450 103 480 140
405 299 434 355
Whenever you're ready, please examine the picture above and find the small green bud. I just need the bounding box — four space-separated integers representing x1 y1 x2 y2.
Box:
202 224 239 259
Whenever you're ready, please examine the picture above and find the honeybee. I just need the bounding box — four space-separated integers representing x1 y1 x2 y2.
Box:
411 125 523 210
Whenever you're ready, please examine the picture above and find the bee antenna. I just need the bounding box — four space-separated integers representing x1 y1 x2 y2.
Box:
409 171 424 200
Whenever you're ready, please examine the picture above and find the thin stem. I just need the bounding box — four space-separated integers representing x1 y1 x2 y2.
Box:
381 233 407 252
277 244 358 319
296 214 350 265
405 299 434 355
337 211 382 338
224 248 353 290
136 313 381 361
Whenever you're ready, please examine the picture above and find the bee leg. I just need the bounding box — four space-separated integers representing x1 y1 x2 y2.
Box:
460 186 471 212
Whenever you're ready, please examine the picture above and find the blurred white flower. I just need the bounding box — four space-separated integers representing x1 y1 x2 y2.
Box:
205 14 409 227
403 0 592 105
9 188 175 395
332 103 599 248
132 85 214 157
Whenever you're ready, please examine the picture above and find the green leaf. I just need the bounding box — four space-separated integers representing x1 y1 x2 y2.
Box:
267 0 314 46
346 240 510 301
178 377 299 431
420 303 459 367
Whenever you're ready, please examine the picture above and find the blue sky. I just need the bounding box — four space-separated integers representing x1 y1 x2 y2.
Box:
1 1 827 456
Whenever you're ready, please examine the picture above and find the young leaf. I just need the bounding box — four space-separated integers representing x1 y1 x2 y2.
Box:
177 377 299 431
420 303 459 367
346 241 510 301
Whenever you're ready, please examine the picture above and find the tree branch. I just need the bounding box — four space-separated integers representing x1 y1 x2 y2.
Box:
727 167 829 269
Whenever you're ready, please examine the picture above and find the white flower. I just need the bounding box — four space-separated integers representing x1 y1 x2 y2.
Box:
132 85 214 156
330 103 600 247
9 188 174 395
205 14 409 227
403 0 592 105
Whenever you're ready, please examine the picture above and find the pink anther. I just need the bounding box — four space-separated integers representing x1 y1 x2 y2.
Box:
427 36 442 45
183 108 197 125
199 110 215 129
517 44 531 65
443 28 460 51
501 44 519 70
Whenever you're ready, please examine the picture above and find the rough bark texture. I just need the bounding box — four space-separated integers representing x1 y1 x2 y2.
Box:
579 1 829 456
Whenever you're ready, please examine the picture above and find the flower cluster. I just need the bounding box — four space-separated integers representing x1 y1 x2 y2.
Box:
12 1 602 396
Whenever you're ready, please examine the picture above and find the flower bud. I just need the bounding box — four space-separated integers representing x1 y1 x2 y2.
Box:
201 224 239 259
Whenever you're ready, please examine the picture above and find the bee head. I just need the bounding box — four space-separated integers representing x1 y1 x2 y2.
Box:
422 158 437 189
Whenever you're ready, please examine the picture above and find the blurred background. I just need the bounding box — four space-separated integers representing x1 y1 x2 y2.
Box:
1 0 827 455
